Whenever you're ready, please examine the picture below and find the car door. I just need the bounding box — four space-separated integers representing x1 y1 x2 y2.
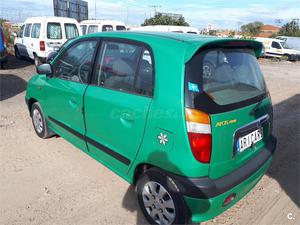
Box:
15 24 26 57
271 41 283 56
23 23 32 58
84 39 154 174
45 39 99 152
30 23 41 56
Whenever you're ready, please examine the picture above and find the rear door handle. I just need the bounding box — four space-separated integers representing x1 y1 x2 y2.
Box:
69 97 77 106
121 112 134 121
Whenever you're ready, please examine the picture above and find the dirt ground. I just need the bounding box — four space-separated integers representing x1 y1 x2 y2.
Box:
0 56 299 225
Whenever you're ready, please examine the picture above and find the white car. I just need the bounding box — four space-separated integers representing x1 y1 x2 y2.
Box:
14 16 81 67
256 37 300 61
80 20 126 35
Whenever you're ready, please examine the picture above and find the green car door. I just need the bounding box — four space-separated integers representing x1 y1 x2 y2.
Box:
45 39 98 151
84 40 154 176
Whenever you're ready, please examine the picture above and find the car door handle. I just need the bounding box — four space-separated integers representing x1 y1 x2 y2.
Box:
69 97 77 106
121 112 134 122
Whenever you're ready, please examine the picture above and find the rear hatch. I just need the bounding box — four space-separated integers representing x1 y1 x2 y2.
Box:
185 44 273 179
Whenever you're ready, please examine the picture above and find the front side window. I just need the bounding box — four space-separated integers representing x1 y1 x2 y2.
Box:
87 25 98 34
271 41 281 49
31 23 41 38
65 23 79 39
116 25 126 31
102 25 113 31
80 25 87 35
19 25 25 38
52 40 97 83
185 48 266 110
47 23 62 39
93 40 154 96
24 24 32 37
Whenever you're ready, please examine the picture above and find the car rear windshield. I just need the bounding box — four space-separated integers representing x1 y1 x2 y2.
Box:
185 48 266 113
65 23 79 39
47 23 62 39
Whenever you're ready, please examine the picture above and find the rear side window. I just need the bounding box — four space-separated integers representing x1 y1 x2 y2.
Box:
24 24 32 37
102 25 113 31
87 25 98 34
116 25 126 31
93 41 154 96
19 25 25 38
31 23 41 38
185 48 266 112
47 23 62 39
65 23 79 39
80 25 87 35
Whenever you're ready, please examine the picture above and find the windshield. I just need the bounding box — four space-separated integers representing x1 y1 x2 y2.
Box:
47 23 62 39
185 48 267 112
65 23 79 39
281 41 291 49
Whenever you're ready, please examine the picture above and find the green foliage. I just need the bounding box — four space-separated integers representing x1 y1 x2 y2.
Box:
209 30 216 36
241 21 264 37
228 31 235 38
278 20 300 37
142 13 189 26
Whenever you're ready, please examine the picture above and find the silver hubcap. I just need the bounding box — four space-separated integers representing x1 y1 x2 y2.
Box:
32 109 43 133
142 181 175 225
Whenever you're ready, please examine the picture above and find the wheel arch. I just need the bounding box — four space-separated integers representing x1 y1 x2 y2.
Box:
27 98 38 116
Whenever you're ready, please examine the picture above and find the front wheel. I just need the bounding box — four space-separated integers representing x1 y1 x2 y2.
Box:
136 168 189 225
31 102 54 138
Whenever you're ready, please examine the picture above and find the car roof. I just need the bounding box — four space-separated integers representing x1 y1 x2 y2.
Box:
76 31 263 62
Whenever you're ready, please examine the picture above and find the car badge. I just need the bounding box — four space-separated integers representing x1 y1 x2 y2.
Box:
158 132 168 145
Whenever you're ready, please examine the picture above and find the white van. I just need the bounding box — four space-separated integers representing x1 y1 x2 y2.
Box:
80 20 126 35
255 37 300 61
14 16 81 67
130 25 200 34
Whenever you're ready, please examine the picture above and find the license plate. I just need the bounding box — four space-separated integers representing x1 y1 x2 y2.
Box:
237 128 263 153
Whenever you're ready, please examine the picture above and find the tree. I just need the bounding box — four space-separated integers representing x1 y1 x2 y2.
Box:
241 21 263 37
142 13 189 26
278 20 300 37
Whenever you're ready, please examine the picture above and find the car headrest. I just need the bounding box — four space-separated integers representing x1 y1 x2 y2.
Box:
112 59 134 76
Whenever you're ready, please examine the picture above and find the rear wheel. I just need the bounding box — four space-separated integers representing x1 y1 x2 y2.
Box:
31 102 54 139
136 168 189 225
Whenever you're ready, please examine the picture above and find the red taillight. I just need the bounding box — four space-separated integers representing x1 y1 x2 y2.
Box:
186 108 212 163
188 133 212 163
40 41 45 51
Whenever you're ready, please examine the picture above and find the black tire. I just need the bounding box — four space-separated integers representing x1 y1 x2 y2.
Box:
15 47 21 59
31 102 54 139
0 61 3 69
136 168 190 225
34 54 41 68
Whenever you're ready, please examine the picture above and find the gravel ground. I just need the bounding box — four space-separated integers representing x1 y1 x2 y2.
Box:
0 56 299 225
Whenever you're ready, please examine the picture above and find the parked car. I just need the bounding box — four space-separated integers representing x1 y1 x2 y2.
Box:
0 25 8 69
80 20 126 35
130 25 200 34
256 37 300 61
14 16 81 67
25 31 277 225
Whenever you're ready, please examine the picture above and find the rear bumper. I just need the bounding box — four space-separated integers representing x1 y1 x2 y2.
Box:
169 135 277 222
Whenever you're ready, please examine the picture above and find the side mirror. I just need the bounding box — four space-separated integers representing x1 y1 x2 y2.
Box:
37 63 52 75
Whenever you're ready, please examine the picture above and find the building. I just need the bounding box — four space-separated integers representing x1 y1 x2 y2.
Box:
53 0 88 21
258 25 280 38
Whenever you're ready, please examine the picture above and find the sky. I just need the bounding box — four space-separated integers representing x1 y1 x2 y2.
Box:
0 0 300 29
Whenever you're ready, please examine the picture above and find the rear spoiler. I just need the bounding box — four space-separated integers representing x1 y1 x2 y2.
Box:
184 39 263 63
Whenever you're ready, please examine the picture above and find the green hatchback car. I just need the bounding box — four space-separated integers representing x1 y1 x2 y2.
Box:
26 32 277 225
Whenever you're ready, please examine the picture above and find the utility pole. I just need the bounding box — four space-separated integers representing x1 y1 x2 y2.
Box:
149 5 161 17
